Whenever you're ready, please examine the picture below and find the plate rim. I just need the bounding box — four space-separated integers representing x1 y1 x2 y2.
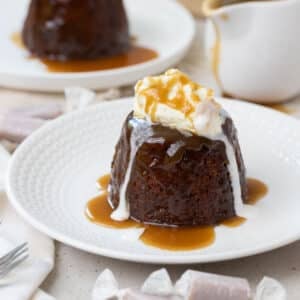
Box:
6 97 300 264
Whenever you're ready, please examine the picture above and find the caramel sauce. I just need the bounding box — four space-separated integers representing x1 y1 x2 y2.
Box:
10 32 158 73
211 21 222 88
247 178 268 205
204 0 268 12
86 193 140 229
140 225 215 251
221 216 246 227
86 175 268 251
137 70 213 122
41 46 158 73
11 32 24 49
216 0 269 8
97 173 111 190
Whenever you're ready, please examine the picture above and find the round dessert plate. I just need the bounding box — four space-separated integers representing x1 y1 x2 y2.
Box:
0 0 194 92
7 98 300 264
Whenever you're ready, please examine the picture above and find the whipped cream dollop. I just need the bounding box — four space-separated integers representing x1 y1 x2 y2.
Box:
134 69 224 138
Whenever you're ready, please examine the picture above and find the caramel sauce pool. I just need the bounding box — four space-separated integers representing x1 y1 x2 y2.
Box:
247 178 268 205
97 174 111 190
11 32 158 73
11 32 24 48
220 216 246 228
140 225 215 251
41 46 158 73
86 175 268 251
86 191 216 251
86 192 140 229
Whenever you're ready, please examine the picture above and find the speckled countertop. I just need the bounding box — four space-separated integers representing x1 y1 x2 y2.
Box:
1 21 300 299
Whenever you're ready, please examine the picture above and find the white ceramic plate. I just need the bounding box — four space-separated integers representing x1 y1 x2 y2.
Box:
0 0 194 92
7 98 300 264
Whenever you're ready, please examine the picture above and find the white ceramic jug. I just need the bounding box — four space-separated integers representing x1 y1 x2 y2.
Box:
203 0 300 103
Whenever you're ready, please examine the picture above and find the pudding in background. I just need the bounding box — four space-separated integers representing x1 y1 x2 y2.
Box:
22 0 130 61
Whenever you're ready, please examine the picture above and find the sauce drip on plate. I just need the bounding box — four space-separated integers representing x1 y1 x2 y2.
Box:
246 178 268 205
140 225 215 251
11 32 158 73
86 175 268 251
86 193 139 229
41 46 158 73
220 216 246 228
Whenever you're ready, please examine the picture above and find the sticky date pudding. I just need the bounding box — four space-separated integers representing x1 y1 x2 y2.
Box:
108 69 247 226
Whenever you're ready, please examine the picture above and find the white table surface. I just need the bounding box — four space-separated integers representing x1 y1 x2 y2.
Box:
1 21 300 299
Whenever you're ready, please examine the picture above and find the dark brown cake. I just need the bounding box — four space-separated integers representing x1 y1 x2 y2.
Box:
22 0 130 61
109 113 247 227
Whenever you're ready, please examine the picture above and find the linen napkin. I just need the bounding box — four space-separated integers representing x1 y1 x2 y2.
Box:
0 145 55 300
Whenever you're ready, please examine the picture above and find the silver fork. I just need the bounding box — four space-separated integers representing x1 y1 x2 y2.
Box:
0 243 29 279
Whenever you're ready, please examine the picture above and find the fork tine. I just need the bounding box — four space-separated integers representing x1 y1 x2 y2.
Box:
0 243 27 263
0 243 28 265
0 253 29 278
0 253 29 275
0 245 29 268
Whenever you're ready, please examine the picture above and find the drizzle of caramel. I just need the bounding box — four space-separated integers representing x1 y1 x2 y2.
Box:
221 216 246 227
140 225 215 251
86 192 140 229
136 71 213 122
10 32 158 73
86 175 268 251
10 32 24 48
216 0 267 9
203 0 266 13
97 174 111 190
247 178 268 205
211 21 222 89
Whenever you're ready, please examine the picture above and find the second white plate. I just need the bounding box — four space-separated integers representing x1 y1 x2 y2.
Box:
7 98 300 264
0 0 195 92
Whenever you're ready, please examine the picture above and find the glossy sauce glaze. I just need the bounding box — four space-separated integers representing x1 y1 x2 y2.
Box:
86 187 216 251
140 225 215 251
109 114 247 226
41 46 158 73
246 178 268 205
215 0 269 8
86 175 268 251
220 216 246 228
86 192 139 229
211 21 222 89
97 174 111 190
11 32 158 73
